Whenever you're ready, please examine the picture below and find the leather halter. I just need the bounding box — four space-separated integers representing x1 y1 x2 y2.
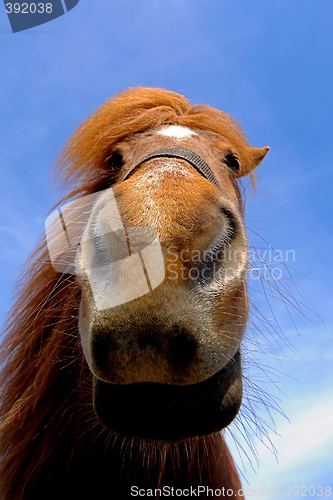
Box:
122 148 220 190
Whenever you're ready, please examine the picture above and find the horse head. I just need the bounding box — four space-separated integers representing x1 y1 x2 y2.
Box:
57 90 269 442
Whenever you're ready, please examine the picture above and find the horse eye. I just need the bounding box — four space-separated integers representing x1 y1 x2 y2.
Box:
108 152 123 171
224 154 240 174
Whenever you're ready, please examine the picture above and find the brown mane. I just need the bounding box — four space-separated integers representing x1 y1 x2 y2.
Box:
0 87 258 499
56 86 256 196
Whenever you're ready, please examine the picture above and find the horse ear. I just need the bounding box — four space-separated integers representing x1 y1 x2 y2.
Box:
242 146 270 176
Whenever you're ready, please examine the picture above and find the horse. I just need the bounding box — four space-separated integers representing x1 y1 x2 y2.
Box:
0 87 269 499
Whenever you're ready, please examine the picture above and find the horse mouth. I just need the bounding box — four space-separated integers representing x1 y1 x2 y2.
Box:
93 350 242 441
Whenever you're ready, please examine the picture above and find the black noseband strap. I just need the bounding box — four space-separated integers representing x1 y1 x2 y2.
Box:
122 148 220 190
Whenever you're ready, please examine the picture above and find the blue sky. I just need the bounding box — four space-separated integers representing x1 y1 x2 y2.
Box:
1 0 333 496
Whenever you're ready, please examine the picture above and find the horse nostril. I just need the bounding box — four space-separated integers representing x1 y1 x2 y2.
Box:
195 237 230 285
168 327 198 367
196 259 220 284
193 207 240 286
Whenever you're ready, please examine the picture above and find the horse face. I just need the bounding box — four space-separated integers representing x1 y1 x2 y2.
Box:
76 126 265 440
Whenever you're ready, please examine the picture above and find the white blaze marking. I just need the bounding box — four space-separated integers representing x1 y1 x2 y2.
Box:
157 125 196 139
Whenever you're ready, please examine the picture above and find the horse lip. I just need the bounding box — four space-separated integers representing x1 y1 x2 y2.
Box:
93 350 243 441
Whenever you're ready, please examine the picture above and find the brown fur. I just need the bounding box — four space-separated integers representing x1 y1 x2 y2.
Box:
0 87 269 499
